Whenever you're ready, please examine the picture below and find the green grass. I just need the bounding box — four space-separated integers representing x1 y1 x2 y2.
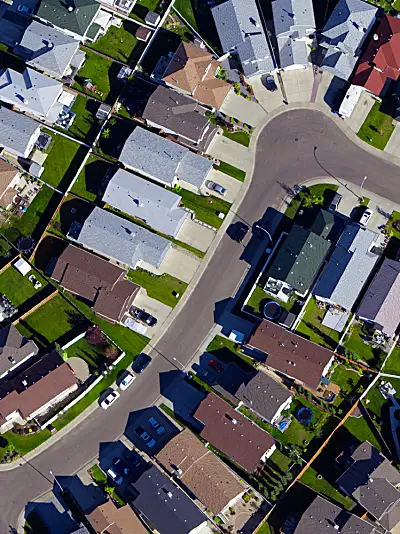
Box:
256 522 273 534
343 322 385 369
358 101 395 150
245 286 294 318
73 50 122 103
71 155 111 202
127 268 186 308
163 12 194 42
172 0 221 51
68 95 100 144
87 21 144 63
296 298 341 350
394 0 400 10
285 184 338 221
301 466 353 509
382 345 400 375
386 211 400 239
222 127 251 147
5 428 52 455
41 131 88 191
88 463 107 484
214 161 246 182
359 197 370 207
177 187 231 228
329 364 363 406
344 415 381 450
207 334 255 368
0 265 48 306
130 0 163 23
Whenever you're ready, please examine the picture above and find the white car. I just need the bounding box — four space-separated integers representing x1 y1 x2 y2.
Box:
360 207 373 226
100 390 120 409
119 371 135 391
107 467 123 485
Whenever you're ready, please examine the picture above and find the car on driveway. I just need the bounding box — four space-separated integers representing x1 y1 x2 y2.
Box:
119 371 135 391
360 207 373 226
132 353 152 374
135 426 156 448
148 417 165 435
209 359 224 372
100 390 120 410
207 181 227 196
131 307 157 326
17 4 33 14
263 74 277 91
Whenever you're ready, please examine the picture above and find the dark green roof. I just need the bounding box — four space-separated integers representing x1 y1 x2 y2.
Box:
37 0 99 37
310 209 335 239
266 225 330 292
86 22 101 40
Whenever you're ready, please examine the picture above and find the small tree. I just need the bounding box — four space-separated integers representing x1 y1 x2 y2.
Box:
102 128 110 139
85 325 106 346
104 343 119 362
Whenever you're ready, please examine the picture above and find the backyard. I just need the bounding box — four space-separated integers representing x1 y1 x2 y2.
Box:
342 321 386 369
87 21 146 63
244 285 296 318
0 265 48 307
285 184 339 221
296 298 342 350
130 0 168 23
382 345 400 375
70 155 112 202
328 363 363 407
176 187 231 228
358 101 395 150
127 268 187 308
300 466 353 510
172 0 221 51
68 95 101 144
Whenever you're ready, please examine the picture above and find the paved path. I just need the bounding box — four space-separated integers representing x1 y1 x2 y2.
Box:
3 108 400 533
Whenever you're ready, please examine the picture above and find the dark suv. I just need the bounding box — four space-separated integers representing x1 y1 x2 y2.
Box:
133 353 152 374
131 307 157 326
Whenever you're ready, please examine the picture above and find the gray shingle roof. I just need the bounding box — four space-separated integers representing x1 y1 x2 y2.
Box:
102 169 188 238
176 151 213 188
0 106 40 157
15 21 80 78
277 34 308 68
76 207 172 270
314 223 378 310
212 0 274 77
357 258 400 337
36 0 100 38
272 0 315 37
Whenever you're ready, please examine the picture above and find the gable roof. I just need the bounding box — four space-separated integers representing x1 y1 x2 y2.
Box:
156 428 245 514
36 0 100 37
314 223 379 310
102 169 188 238
0 324 38 378
310 209 336 239
193 392 275 472
75 207 172 270
337 442 400 530
266 225 330 293
247 320 333 389
86 498 147 534
0 106 40 157
15 21 80 77
0 160 18 197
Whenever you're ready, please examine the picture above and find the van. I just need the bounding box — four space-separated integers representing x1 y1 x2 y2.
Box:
329 192 342 211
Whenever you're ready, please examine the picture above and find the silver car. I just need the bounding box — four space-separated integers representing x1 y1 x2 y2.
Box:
207 181 227 196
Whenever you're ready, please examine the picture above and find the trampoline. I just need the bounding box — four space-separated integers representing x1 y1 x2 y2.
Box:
297 407 314 425
263 300 282 321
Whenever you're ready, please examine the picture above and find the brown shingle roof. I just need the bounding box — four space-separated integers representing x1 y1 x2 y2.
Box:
86 499 147 534
0 324 38 377
247 320 333 389
156 428 245 514
0 160 18 198
193 393 275 473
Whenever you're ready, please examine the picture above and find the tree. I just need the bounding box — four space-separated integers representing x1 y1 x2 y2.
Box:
104 343 119 362
102 128 110 139
85 325 106 346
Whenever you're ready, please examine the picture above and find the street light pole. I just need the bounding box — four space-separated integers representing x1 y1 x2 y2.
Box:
172 357 186 373
50 470 63 493
360 175 367 202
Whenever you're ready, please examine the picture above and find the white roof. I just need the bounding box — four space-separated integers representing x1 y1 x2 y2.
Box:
339 85 363 118
13 258 31 276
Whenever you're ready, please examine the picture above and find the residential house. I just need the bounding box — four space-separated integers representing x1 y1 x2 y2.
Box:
293 494 377 534
314 223 379 311
119 127 213 193
51 244 140 324
0 107 41 159
193 392 276 472
0 160 21 210
140 85 214 146
309 209 336 240
271 0 315 70
352 15 400 97
264 225 331 300
14 21 86 80
70 207 172 272
0 324 38 379
357 258 400 338
85 498 147 534
102 169 188 238
129 464 208 534
161 42 231 109
214 363 293 424
212 0 275 78
337 442 400 532
246 320 334 389
0 350 78 433
156 428 246 515
319 0 378 81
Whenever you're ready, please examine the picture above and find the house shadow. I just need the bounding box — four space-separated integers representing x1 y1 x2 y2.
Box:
55 473 107 515
97 117 136 160
24 498 78 534
56 197 95 236
323 76 349 111
34 235 69 273
239 501 270 534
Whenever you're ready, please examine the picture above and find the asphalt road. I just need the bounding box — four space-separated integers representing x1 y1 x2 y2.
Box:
2 109 400 533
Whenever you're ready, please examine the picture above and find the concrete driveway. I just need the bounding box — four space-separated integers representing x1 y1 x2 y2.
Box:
133 290 172 340
385 123 400 156
207 134 252 172
161 247 201 283
220 90 267 127
251 73 285 112
281 67 314 103
177 219 215 252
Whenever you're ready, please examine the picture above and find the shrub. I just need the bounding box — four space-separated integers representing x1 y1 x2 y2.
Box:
85 325 106 346
242 492 251 503
105 343 119 362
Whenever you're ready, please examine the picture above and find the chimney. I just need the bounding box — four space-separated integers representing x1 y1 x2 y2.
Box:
22 379 28 387
231 418 237 425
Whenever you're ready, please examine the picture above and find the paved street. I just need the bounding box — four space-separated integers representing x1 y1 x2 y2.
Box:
3 109 400 533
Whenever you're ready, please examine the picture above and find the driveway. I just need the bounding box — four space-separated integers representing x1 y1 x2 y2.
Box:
133 291 172 340
201 168 243 204
177 219 215 252
281 67 314 103
251 73 285 112
161 247 201 283
220 91 267 127
206 134 252 172
385 123 400 156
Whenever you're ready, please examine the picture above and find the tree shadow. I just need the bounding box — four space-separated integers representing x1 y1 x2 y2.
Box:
34 235 69 273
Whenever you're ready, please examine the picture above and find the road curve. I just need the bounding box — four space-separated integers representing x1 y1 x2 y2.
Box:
2 109 400 533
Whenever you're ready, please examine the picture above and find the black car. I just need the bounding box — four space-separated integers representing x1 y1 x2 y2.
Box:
133 353 152 374
131 307 157 327
264 75 278 92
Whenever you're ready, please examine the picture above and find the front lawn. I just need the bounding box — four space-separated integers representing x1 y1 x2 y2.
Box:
68 95 101 144
382 345 400 375
71 155 111 202
343 322 385 369
214 161 246 182
222 127 251 147
296 298 341 350
127 268 186 307
5 427 52 455
301 466 353 509
177 187 230 228
386 210 400 239
358 101 395 150
0 265 48 307
87 21 145 64
207 334 255 369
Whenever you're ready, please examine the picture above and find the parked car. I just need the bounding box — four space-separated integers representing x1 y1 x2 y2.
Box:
132 353 152 374
207 181 227 196
17 5 33 14
119 371 135 391
131 307 157 326
149 417 165 435
360 207 373 226
329 192 342 211
209 359 224 372
100 390 120 410
135 427 156 448
106 467 123 485
264 74 278 92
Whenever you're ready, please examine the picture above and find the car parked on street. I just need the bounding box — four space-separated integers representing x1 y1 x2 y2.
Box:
135 426 156 448
119 371 135 391
148 417 165 435
131 307 157 326
207 181 227 196
132 353 152 374
360 207 373 226
100 390 120 410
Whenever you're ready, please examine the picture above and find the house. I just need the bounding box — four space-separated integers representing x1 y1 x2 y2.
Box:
0 67 66 123
294 494 377 534
14 21 85 80
102 169 188 238
161 42 231 109
85 498 147 534
129 464 208 534
119 127 213 192
357 258 400 338
352 15 400 97
70 207 172 272
264 225 331 299
271 0 315 70
214 363 293 424
140 85 214 145
337 442 400 532
319 0 378 81
36 0 104 42
0 324 38 380
0 107 41 159
0 160 21 210
0 350 78 433
314 223 379 311
51 244 140 324
156 428 246 515
309 209 336 239
246 320 334 389
193 392 276 472
212 0 274 78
